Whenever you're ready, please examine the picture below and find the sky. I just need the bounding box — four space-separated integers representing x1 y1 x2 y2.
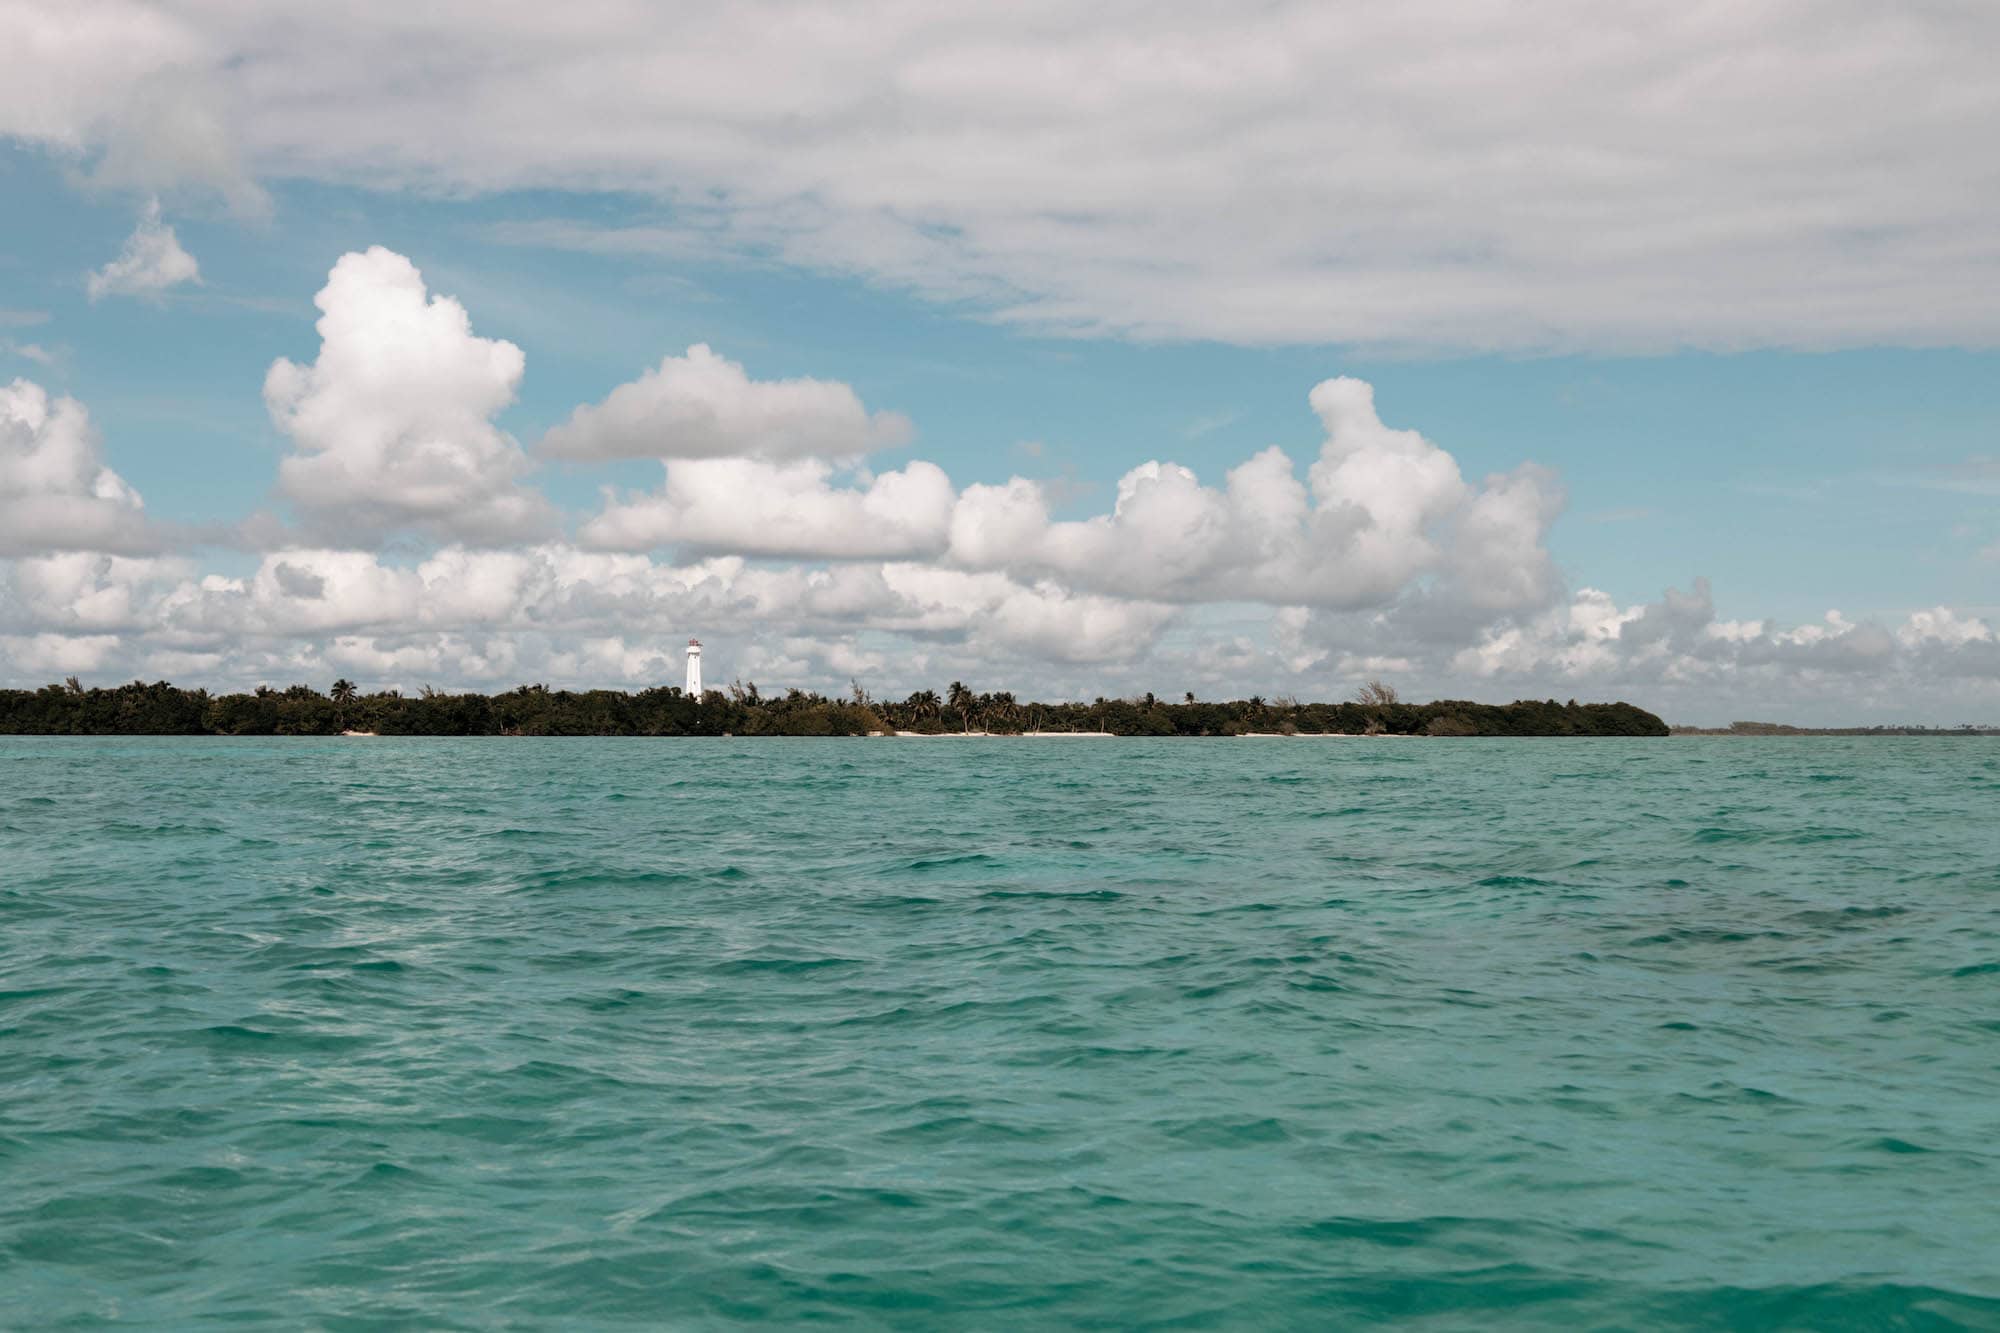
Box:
2 1 1998 725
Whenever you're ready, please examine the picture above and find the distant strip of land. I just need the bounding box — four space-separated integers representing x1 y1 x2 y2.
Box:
0 680 1668 737
1671 721 2000 736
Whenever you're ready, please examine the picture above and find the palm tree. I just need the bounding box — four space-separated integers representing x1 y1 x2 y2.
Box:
899 689 941 731
947 681 974 732
330 678 356 730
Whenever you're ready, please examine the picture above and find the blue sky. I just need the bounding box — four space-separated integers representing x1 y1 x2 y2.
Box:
4 2 1998 721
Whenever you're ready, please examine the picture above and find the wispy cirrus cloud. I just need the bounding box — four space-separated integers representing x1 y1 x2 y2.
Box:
1910 457 2000 497
1 341 57 368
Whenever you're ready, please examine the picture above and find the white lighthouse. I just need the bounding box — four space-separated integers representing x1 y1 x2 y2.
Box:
684 638 703 698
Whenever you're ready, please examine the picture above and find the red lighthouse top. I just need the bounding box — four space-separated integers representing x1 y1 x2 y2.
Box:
688 638 701 647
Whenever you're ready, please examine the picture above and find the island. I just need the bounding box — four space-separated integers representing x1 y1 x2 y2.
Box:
0 678 1668 737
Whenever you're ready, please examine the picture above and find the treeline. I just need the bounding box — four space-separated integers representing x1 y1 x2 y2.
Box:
0 678 1668 737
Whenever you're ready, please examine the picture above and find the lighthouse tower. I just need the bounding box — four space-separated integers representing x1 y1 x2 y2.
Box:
684 638 703 697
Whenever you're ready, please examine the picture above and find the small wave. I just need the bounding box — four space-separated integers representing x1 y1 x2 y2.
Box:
711 956 861 974
1789 905 1909 928
1866 1136 1932 1154
850 893 944 911
902 851 1005 872
184 1023 369 1054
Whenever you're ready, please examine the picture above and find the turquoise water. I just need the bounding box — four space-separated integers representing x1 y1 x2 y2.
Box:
3 736 1998 1328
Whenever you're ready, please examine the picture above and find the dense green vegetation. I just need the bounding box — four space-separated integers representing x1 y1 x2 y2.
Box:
0 677 1668 737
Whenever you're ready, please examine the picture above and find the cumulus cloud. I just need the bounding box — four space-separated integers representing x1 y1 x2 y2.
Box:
0 542 1176 691
946 378 1564 612
0 631 123 675
86 199 200 301
0 379 154 556
8 536 1994 724
0 552 193 636
582 457 954 558
1432 578 2000 720
566 374 1563 616
12 3 1996 350
264 247 553 544
542 344 911 462
3 225 1994 719
1900 607 1995 650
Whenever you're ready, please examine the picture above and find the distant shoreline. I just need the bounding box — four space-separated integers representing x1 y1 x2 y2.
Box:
8 730 1988 741
1 679 1669 738
1671 725 2000 737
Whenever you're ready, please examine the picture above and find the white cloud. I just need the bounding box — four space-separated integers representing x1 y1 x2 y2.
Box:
542 343 910 462
877 565 1175 663
3 531 1996 722
944 377 1562 613
2 2 265 214
0 379 154 556
0 631 122 674
13 3 1996 350
0 1 200 150
1436 579 2000 720
3 225 1995 718
582 457 955 558
86 199 200 301
86 69 270 217
5 552 189 631
563 375 1563 616
1901 607 1995 649
1436 463 1566 613
0 541 1176 690
264 247 553 544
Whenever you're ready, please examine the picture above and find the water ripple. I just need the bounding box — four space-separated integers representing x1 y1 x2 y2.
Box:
2 735 1998 1325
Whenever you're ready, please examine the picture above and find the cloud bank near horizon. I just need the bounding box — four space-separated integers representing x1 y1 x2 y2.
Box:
3 247 1997 724
8 1 2000 353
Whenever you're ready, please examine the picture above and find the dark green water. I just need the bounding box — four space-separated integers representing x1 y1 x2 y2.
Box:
3 736 1998 1329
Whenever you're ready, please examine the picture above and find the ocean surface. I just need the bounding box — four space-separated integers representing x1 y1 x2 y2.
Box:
3 736 1998 1329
